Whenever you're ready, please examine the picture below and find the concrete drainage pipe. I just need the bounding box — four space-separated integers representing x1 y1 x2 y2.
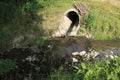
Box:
53 8 80 37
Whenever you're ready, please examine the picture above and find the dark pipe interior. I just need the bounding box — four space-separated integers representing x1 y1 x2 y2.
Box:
66 11 79 34
67 11 79 23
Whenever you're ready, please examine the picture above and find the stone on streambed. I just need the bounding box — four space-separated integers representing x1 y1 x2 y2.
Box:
72 51 86 56
79 51 86 56
71 50 100 63
72 52 79 56
71 49 119 63
89 50 99 59
71 57 78 62
97 48 120 59
104 54 118 59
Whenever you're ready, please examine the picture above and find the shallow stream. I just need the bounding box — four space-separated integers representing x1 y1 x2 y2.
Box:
50 37 120 58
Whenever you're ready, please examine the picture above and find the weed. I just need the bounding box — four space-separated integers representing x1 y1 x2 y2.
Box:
46 57 120 80
0 59 15 74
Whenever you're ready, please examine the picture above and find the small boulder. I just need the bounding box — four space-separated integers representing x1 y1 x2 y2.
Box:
78 50 86 56
90 50 99 59
71 57 78 63
72 52 79 56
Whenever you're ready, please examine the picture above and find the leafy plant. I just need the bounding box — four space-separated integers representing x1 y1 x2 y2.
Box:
0 59 15 74
43 56 120 80
72 57 120 80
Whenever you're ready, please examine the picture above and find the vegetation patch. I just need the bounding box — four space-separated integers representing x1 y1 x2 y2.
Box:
79 0 120 40
0 59 15 74
47 57 120 80
0 0 120 80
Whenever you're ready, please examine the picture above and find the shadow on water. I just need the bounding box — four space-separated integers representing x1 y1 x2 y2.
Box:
49 36 120 61
50 36 120 52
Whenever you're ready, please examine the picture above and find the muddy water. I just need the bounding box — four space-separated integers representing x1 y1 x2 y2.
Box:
90 39 120 50
50 36 120 50
50 37 120 58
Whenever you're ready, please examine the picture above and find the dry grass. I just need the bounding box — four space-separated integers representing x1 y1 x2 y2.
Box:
94 0 120 7
40 0 120 39
41 0 120 30
41 1 74 30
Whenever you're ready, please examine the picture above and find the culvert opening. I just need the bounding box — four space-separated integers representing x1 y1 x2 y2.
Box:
52 8 80 37
66 11 79 35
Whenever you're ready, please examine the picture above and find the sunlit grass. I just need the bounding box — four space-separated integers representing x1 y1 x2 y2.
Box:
39 0 120 40
79 0 120 40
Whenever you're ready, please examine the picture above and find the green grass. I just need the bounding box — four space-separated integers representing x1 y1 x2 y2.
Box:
39 0 120 40
45 56 120 80
0 59 15 74
78 0 120 40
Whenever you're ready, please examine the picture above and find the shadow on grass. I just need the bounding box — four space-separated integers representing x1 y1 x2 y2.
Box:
0 0 45 51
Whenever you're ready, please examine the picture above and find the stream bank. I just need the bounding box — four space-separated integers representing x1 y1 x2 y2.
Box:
0 36 120 80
